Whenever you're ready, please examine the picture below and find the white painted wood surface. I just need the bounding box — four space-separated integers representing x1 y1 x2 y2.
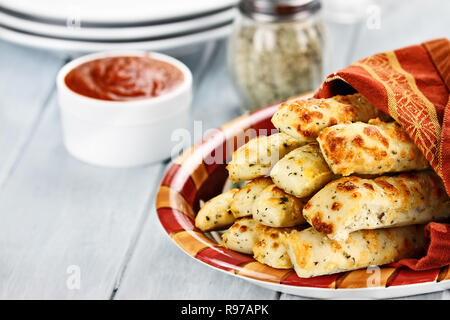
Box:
0 93 166 299
0 0 448 300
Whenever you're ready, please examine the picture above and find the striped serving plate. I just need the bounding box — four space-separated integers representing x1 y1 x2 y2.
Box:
155 93 450 299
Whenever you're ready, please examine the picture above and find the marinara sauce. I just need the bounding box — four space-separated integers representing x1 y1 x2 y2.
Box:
65 55 184 101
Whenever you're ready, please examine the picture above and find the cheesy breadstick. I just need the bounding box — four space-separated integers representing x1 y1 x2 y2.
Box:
317 119 429 176
195 189 237 232
284 225 424 278
252 184 306 227
222 218 297 267
270 143 333 198
253 224 297 269
303 171 450 241
222 217 259 254
227 132 302 182
229 177 273 218
271 93 383 143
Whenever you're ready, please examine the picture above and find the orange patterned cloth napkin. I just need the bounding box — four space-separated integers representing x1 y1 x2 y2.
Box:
314 38 450 270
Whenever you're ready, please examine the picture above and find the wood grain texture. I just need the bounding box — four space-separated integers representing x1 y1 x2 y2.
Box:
0 42 64 188
0 94 165 299
114 204 278 299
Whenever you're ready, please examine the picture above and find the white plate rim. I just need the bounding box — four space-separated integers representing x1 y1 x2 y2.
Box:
0 0 238 25
157 217 450 299
0 8 236 40
0 22 232 53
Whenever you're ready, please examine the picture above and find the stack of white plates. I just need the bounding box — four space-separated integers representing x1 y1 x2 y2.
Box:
0 0 238 54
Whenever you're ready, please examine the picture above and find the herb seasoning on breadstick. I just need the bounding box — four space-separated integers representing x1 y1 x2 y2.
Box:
271 93 384 143
195 189 237 232
230 177 273 218
303 171 450 241
317 119 429 176
222 217 259 254
270 143 333 198
252 184 306 227
284 225 424 278
227 132 302 182
253 224 301 269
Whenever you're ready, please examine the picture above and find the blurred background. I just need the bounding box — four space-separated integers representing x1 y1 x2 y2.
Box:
1 0 448 116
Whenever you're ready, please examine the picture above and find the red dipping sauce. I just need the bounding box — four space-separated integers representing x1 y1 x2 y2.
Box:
64 55 184 101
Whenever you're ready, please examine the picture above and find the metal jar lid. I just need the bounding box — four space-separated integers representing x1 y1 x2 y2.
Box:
238 0 321 21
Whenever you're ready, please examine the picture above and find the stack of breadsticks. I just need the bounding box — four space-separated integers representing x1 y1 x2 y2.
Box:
195 93 450 278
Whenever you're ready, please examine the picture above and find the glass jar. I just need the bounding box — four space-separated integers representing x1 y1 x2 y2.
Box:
228 0 325 111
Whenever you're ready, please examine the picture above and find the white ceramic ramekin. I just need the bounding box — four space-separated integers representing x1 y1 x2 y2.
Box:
56 51 192 167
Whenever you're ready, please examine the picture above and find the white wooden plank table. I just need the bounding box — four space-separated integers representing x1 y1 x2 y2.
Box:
0 0 449 300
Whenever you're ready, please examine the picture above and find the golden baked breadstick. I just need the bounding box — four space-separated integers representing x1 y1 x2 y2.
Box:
229 177 273 218
222 218 297 265
271 93 383 142
270 143 333 198
253 224 296 269
252 184 306 227
284 225 424 277
317 119 429 176
222 217 259 254
227 132 302 182
303 171 450 241
195 189 237 232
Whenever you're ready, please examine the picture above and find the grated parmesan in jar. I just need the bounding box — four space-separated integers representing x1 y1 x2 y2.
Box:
228 0 325 111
